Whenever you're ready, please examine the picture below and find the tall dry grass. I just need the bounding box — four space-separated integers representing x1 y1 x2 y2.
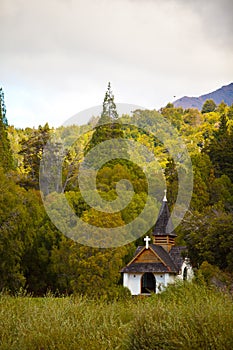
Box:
0 283 232 349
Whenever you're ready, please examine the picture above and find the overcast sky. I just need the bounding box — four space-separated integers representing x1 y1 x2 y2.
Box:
1 0 233 128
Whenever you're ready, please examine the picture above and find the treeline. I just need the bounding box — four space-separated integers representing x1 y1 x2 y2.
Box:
0 85 233 296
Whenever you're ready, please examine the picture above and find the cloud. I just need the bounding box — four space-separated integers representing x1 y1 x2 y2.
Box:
181 0 233 47
1 0 233 127
129 0 233 46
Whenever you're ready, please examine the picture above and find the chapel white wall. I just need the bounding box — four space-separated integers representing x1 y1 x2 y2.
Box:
123 273 141 295
123 272 177 295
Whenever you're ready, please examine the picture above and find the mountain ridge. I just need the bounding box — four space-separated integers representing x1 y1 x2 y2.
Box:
173 82 233 110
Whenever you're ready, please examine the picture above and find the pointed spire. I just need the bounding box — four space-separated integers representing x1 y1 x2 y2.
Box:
152 190 176 237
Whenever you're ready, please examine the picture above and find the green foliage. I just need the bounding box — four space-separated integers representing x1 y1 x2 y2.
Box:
101 82 118 121
197 261 233 290
161 104 184 129
228 103 233 119
0 88 7 125
209 174 233 210
181 208 233 271
201 99 217 114
1 89 233 296
203 113 233 181
19 123 51 189
0 88 14 170
84 82 122 156
69 245 128 299
189 153 211 210
183 108 203 126
0 167 63 294
164 157 178 208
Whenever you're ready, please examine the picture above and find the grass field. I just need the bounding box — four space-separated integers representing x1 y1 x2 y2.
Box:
0 283 233 350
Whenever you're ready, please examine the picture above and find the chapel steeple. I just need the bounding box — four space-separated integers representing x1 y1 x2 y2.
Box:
152 190 177 252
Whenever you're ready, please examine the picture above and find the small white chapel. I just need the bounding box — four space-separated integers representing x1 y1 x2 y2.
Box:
121 191 193 295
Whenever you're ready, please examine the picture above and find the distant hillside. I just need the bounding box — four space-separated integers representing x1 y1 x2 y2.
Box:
173 82 233 110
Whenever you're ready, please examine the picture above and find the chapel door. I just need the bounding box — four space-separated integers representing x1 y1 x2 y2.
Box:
141 273 156 294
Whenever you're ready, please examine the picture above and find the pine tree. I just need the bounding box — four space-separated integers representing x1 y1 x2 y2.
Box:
0 88 13 170
84 82 123 158
100 82 118 123
201 99 217 114
203 113 233 181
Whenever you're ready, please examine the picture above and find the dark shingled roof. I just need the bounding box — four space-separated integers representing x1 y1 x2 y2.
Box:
133 246 144 257
169 246 187 271
121 244 179 273
152 196 176 237
150 244 178 272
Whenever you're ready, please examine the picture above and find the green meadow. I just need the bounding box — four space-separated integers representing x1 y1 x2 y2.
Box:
1 283 233 350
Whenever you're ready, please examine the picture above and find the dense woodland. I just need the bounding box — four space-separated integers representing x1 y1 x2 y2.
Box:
0 85 233 297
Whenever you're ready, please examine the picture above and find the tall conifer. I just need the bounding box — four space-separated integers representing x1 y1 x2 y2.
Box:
84 83 123 156
0 88 13 170
100 82 118 123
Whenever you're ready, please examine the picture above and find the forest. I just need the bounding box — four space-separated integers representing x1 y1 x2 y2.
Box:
0 85 233 297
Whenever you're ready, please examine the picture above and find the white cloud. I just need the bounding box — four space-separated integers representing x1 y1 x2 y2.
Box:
1 0 233 127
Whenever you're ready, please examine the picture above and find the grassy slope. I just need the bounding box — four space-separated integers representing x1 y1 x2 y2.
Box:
0 283 233 350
